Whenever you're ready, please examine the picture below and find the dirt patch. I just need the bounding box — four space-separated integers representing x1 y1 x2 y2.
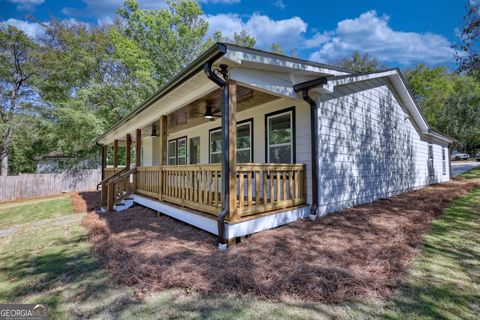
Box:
70 191 101 213
81 179 480 303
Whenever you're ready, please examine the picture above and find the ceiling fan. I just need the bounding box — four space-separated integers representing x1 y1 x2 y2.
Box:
197 101 221 121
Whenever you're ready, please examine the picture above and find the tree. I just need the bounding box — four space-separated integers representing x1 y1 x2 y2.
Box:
271 43 284 54
405 64 454 126
0 25 37 176
212 30 256 48
455 1 480 77
117 0 211 85
405 64 480 152
333 51 387 73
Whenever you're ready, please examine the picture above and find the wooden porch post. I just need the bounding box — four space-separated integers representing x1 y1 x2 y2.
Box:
134 129 141 191
158 116 167 201
101 144 108 206
228 80 238 221
125 134 132 169
135 129 142 167
113 139 119 169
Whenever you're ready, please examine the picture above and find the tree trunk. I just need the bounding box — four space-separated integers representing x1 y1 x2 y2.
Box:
0 127 12 176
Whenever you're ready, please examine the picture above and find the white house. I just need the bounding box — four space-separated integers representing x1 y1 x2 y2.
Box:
96 43 451 248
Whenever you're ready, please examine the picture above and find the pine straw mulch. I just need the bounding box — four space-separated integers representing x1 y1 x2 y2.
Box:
79 178 480 303
70 191 101 214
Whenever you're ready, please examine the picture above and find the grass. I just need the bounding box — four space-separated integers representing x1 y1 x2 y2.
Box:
0 167 479 319
0 196 73 229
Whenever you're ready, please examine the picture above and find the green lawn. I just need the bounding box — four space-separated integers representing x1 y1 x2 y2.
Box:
0 196 73 229
0 168 479 319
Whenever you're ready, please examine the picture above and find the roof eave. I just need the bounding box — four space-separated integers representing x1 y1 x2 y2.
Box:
95 42 228 145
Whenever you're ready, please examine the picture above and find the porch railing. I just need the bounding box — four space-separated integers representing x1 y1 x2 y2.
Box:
117 163 306 219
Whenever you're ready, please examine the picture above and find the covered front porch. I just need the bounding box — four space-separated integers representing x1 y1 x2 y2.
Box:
97 45 318 245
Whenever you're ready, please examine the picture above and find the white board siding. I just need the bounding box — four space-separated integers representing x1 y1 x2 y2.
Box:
163 98 313 205
316 78 449 215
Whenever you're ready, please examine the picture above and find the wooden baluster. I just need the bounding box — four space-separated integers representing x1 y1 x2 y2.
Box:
239 170 244 209
262 169 267 206
247 170 252 208
199 169 203 205
289 170 293 201
255 169 260 207
269 170 274 204
283 171 287 203
276 171 281 202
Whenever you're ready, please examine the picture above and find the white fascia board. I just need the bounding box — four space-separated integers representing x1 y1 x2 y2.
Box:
225 48 350 77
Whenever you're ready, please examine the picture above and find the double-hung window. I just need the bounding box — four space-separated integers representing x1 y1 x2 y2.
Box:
266 108 295 163
428 143 434 177
442 147 447 175
209 119 253 163
168 137 187 165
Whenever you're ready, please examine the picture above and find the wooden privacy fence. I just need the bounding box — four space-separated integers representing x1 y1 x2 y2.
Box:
0 169 101 202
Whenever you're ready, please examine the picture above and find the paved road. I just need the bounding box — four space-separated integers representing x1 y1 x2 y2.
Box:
451 161 480 177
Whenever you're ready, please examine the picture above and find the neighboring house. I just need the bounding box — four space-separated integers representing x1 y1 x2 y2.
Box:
36 152 99 173
97 43 452 248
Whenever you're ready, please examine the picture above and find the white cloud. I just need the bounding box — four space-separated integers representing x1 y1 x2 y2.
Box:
273 0 285 10
6 0 44 11
1 18 43 38
62 0 167 19
206 13 307 48
309 11 455 65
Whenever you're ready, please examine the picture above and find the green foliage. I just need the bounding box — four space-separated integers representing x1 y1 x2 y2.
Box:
405 65 480 151
271 43 284 55
213 30 256 48
455 1 480 78
333 51 387 72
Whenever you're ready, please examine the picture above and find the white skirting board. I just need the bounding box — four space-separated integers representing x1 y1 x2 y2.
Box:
132 194 310 239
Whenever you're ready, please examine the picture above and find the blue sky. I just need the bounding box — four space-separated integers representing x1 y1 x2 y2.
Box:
0 0 468 68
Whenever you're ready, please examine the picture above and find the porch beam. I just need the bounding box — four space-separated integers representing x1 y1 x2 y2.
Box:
125 134 132 169
227 80 238 221
113 139 119 169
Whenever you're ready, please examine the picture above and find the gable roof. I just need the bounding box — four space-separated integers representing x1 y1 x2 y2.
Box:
96 43 450 145
310 68 452 143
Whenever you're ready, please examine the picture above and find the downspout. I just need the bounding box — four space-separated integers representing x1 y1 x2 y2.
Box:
293 77 327 219
204 61 230 249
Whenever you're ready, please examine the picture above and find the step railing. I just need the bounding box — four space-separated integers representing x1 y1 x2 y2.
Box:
104 167 137 211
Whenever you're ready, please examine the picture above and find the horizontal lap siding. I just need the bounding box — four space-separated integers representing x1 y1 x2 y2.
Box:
317 78 449 215
166 98 313 205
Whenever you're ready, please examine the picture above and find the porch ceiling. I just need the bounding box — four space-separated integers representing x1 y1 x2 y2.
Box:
167 85 280 134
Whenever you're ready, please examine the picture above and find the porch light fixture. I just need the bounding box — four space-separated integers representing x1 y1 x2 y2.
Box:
151 124 157 137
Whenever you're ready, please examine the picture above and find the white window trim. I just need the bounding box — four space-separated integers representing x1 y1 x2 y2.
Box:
267 110 293 163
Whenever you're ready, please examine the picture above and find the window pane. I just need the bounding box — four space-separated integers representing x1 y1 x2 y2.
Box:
269 113 291 145
168 141 176 158
210 131 222 153
211 153 222 164
237 150 250 163
190 137 200 164
237 124 251 150
177 139 187 164
269 145 291 163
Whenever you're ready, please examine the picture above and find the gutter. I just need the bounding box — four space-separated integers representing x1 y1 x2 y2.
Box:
293 77 327 219
95 43 228 144
203 59 230 250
